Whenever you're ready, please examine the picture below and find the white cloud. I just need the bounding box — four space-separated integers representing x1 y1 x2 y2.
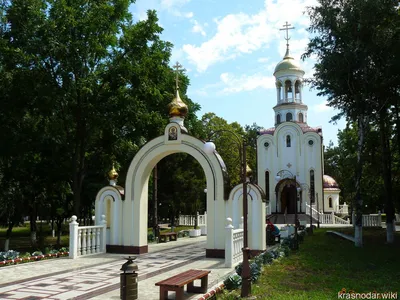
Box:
192 20 206 36
312 101 333 113
219 72 275 94
160 0 190 9
182 0 318 72
257 57 269 63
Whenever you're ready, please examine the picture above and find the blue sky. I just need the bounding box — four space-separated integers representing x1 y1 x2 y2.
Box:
130 0 346 146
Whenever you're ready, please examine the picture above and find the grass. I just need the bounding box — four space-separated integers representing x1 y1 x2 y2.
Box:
218 228 400 300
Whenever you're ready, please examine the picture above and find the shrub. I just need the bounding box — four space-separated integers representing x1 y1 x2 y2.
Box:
261 251 273 264
250 262 261 283
235 262 243 276
0 250 19 261
147 233 155 242
32 251 43 256
278 245 290 257
223 274 242 290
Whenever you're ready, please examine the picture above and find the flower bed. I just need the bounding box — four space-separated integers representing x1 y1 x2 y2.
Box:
0 249 69 267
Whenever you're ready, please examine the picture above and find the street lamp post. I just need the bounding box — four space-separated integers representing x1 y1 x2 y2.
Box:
204 131 251 298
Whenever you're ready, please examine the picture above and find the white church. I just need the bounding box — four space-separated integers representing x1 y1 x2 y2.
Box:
257 32 346 222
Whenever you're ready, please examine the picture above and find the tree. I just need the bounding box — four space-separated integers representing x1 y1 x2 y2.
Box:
0 1 191 221
303 0 400 245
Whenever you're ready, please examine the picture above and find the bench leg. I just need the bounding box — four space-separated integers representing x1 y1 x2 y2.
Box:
159 286 168 300
187 276 208 293
175 287 184 300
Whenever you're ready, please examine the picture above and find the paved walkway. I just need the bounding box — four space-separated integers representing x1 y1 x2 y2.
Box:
0 236 236 300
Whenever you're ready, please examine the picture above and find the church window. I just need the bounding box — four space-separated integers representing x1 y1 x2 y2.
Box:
295 81 301 100
299 112 304 123
308 140 314 146
328 197 333 208
265 171 270 201
310 170 315 204
277 114 281 124
286 112 293 121
286 135 291 147
264 142 270 148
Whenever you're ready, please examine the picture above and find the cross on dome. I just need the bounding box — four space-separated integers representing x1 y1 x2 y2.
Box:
173 61 183 91
280 21 295 54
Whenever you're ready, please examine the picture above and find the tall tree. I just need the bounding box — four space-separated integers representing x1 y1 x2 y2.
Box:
303 0 400 245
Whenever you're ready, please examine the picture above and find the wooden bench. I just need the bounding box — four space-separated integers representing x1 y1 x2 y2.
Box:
155 269 211 300
159 232 177 243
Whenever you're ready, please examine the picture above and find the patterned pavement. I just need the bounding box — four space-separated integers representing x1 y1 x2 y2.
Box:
0 237 233 300
0 239 227 300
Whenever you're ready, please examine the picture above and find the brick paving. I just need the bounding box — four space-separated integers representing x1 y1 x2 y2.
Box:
0 236 236 300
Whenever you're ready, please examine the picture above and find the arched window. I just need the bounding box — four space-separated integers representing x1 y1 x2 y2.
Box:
286 112 293 121
286 135 291 147
310 170 315 204
265 171 270 201
328 197 333 208
285 80 292 101
277 114 281 124
295 80 301 100
298 112 304 123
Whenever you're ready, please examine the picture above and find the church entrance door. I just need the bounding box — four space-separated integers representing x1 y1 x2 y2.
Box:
281 185 296 214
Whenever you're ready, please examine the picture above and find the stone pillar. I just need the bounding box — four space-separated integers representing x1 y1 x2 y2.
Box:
69 216 79 259
225 218 234 268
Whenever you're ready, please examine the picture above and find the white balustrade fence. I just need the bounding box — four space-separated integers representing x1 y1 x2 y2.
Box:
351 213 382 227
179 212 207 226
69 215 107 259
305 202 349 224
225 217 244 268
337 203 349 215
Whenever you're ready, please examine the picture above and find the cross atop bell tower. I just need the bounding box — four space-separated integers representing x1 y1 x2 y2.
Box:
279 21 295 55
173 61 183 91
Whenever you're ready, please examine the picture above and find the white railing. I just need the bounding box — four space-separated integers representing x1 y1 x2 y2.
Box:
225 217 243 268
179 212 207 226
362 214 382 227
305 202 349 224
395 214 400 222
352 213 382 227
337 203 349 214
69 215 106 259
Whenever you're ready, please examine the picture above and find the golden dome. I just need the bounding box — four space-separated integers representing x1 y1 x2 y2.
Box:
108 164 119 180
168 89 188 118
323 175 339 189
246 164 253 178
273 49 304 75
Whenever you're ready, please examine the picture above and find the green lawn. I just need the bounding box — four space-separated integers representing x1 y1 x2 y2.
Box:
219 228 400 300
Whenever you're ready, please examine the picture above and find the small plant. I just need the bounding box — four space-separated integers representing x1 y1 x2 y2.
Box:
278 245 290 257
0 250 20 261
250 262 261 282
235 262 243 276
147 233 155 242
254 254 264 268
32 251 43 256
223 274 242 290
261 251 273 264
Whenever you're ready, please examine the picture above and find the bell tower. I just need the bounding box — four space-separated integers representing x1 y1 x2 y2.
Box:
273 22 307 126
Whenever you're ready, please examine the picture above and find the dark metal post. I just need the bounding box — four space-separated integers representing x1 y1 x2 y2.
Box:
309 191 313 234
153 165 158 239
316 193 320 228
294 176 299 250
241 142 251 297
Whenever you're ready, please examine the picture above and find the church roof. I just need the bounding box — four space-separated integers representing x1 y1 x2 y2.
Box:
323 175 340 190
274 49 304 76
258 124 323 135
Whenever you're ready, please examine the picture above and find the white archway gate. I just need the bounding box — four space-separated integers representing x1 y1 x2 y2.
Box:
96 121 268 257
106 122 231 257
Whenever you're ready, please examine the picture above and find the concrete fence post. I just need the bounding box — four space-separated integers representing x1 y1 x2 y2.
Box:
101 215 107 253
69 216 79 259
225 217 234 268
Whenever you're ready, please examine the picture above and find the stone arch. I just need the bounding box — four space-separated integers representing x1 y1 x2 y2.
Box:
122 123 229 256
228 183 266 252
95 187 123 245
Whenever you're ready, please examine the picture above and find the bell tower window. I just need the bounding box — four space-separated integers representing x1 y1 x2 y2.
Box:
286 135 291 147
295 80 301 102
298 112 304 123
276 114 281 124
285 80 293 102
286 112 293 122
